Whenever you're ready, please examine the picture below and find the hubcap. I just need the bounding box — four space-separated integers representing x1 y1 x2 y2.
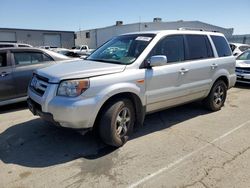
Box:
213 85 224 106
116 107 131 137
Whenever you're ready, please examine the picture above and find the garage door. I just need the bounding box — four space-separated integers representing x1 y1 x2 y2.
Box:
0 32 16 42
43 34 61 47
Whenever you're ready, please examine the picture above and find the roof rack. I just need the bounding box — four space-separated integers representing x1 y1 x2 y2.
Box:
177 27 220 33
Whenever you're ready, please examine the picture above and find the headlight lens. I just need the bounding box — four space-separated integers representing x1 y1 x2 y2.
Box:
57 79 89 97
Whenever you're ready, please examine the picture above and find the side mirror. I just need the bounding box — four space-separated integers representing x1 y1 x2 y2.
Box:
149 55 167 67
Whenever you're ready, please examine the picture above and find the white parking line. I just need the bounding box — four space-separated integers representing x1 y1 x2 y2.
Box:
128 119 250 188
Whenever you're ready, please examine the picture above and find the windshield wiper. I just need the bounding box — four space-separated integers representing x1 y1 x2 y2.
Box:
87 58 124 65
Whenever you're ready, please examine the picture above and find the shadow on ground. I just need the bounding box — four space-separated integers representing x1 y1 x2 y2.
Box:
0 101 27 114
0 102 210 168
234 82 250 89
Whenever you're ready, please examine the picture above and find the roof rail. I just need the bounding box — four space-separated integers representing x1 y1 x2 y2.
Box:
178 27 220 33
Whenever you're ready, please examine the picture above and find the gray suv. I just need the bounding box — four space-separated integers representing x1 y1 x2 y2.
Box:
28 30 236 147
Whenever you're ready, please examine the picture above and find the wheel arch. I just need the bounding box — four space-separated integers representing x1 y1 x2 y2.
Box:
93 92 145 131
214 75 229 88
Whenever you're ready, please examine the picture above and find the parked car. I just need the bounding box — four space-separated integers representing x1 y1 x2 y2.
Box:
229 43 250 56
235 50 250 84
0 42 32 48
71 45 95 55
51 48 81 58
28 30 236 147
0 47 72 106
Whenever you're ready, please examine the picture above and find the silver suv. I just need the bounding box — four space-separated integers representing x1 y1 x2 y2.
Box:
0 42 32 48
28 30 236 147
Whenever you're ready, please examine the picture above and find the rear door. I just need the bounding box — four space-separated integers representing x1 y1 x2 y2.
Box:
0 51 16 102
145 34 215 112
180 34 215 97
12 50 54 97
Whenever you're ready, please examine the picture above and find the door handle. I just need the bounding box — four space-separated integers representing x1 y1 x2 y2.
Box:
1 72 9 77
179 68 189 75
211 63 218 70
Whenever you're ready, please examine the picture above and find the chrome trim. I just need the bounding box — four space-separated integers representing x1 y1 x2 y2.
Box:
0 96 27 106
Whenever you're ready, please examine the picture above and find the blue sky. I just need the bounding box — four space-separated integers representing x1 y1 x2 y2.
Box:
1 0 249 34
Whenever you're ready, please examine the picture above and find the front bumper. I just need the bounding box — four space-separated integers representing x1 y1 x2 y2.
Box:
27 98 60 126
28 85 99 129
236 72 250 84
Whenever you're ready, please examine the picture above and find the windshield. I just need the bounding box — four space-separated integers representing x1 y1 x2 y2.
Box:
87 34 155 64
237 50 250 60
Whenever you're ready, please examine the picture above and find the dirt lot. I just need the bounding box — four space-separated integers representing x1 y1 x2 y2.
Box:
1 84 250 188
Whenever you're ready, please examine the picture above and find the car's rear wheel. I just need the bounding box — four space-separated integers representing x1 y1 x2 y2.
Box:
204 80 227 111
99 99 135 147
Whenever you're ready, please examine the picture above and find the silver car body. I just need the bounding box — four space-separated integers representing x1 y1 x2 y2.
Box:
230 43 250 56
0 42 33 48
28 30 236 129
235 50 250 83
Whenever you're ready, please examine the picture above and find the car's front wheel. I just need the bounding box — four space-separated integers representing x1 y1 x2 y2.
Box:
204 80 227 111
99 99 135 147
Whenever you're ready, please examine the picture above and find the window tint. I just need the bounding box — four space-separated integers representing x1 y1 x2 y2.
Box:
239 46 250 52
0 53 7 67
150 35 185 63
0 44 14 48
18 44 31 47
81 46 87 50
229 44 236 52
14 52 52 65
185 35 213 60
211 36 232 57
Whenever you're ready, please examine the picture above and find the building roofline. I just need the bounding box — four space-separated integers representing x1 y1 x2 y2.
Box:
120 29 225 36
79 20 233 32
0 27 74 33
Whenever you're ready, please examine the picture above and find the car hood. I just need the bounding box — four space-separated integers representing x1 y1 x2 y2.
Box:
36 60 126 83
236 60 250 68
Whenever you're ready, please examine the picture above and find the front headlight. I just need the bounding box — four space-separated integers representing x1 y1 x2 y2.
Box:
57 79 89 97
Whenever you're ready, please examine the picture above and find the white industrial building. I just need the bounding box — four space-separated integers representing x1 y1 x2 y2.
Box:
75 19 234 48
0 28 75 48
227 34 250 44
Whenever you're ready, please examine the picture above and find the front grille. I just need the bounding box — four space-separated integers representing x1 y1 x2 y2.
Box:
30 74 49 96
236 67 250 74
237 77 250 82
30 98 42 111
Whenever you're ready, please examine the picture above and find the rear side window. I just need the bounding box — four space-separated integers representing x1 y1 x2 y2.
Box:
14 52 53 65
149 35 185 63
185 35 213 60
211 36 232 57
0 44 14 48
0 53 7 67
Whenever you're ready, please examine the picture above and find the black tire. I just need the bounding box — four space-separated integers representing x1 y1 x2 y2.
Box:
203 80 227 111
99 99 135 147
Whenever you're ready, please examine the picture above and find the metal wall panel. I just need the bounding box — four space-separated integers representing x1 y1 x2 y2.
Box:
0 31 16 42
43 34 61 47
